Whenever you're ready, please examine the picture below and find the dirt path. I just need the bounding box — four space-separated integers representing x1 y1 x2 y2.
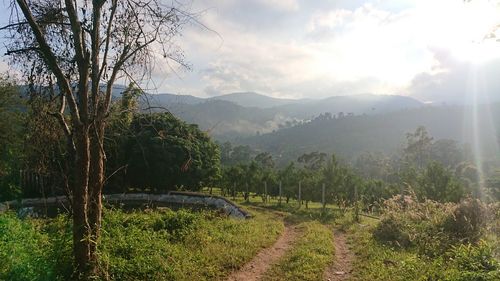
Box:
324 229 354 281
226 225 299 281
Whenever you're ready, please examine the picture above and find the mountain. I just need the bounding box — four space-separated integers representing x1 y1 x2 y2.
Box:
274 94 423 119
209 92 300 108
113 89 425 139
239 103 500 165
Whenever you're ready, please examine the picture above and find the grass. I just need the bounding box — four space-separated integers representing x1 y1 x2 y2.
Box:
262 221 334 281
348 217 500 281
0 207 284 281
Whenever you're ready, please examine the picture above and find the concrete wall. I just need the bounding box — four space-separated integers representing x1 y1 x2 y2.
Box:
0 192 251 219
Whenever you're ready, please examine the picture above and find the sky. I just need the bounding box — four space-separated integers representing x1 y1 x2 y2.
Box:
2 0 500 103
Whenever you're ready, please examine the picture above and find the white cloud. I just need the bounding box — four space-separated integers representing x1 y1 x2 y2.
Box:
255 0 299 12
139 0 500 101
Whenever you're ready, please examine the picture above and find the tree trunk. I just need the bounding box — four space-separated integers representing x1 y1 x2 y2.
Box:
71 121 106 278
72 126 92 276
87 121 105 274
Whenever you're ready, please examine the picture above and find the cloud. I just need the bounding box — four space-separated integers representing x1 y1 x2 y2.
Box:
408 48 500 104
255 0 299 12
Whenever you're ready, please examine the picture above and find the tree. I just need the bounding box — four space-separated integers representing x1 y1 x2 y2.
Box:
278 162 300 204
0 76 24 200
418 162 465 202
404 126 433 169
3 0 193 276
124 113 221 192
254 152 275 169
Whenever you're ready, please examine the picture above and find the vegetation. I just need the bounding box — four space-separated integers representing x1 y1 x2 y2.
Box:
0 77 24 201
0 1 498 280
0 207 283 281
350 197 499 281
263 221 334 281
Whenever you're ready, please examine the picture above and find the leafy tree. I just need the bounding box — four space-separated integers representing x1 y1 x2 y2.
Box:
278 162 300 203
3 0 194 274
323 154 348 206
254 152 275 169
298 152 327 170
355 152 390 180
230 145 254 165
221 165 245 197
418 162 466 202
404 126 433 169
123 113 220 192
0 77 24 200
429 139 464 168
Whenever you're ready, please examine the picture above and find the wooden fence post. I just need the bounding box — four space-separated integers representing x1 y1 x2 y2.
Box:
298 181 302 208
322 183 326 211
354 184 359 222
245 182 249 202
264 181 268 203
278 180 282 206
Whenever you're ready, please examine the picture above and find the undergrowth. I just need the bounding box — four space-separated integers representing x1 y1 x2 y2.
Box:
0 207 283 281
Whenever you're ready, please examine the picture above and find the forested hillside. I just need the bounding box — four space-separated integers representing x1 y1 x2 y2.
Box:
139 92 423 138
240 103 500 164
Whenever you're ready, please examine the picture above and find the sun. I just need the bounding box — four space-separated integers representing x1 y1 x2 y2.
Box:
445 0 500 63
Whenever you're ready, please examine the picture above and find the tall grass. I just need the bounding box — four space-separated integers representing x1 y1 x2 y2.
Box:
0 207 283 281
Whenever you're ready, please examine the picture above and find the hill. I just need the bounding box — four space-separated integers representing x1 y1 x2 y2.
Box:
239 103 500 165
134 92 424 138
209 92 300 108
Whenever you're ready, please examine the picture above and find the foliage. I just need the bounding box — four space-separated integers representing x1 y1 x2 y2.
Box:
0 208 283 281
0 77 24 201
0 213 72 281
351 216 499 281
417 162 466 202
374 195 492 257
106 111 221 192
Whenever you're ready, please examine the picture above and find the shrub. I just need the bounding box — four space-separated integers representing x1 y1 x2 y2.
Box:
373 194 496 258
373 216 410 248
444 241 500 281
442 198 487 243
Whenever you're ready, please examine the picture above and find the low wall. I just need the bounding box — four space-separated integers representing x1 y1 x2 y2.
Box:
0 192 251 219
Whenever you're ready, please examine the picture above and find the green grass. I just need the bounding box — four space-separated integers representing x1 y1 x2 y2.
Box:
0 207 284 281
263 221 334 281
348 217 500 281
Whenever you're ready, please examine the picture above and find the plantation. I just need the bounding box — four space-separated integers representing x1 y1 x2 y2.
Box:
1 0 500 280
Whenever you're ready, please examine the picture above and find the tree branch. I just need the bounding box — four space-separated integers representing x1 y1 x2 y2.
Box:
15 0 81 126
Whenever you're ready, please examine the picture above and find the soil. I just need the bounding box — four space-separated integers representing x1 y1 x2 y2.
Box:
324 229 354 281
226 225 299 281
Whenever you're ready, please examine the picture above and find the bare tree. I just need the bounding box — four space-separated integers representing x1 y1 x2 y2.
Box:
3 0 194 277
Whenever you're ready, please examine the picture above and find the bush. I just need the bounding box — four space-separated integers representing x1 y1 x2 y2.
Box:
0 212 70 281
445 242 500 281
442 198 487 243
373 194 496 258
373 216 410 248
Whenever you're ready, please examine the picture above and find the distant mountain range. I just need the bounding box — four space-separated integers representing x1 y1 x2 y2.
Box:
111 89 425 138
239 102 500 165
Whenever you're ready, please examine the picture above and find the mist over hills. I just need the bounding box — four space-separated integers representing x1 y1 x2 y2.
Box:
111 88 500 165
240 103 500 165
131 90 424 138
125 89 499 166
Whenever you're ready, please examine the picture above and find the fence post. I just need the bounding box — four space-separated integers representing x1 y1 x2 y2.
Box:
264 181 268 203
278 180 282 206
298 181 302 208
354 184 359 222
322 183 326 211
245 182 249 202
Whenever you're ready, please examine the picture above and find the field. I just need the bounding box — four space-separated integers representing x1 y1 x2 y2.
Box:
1 190 499 281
